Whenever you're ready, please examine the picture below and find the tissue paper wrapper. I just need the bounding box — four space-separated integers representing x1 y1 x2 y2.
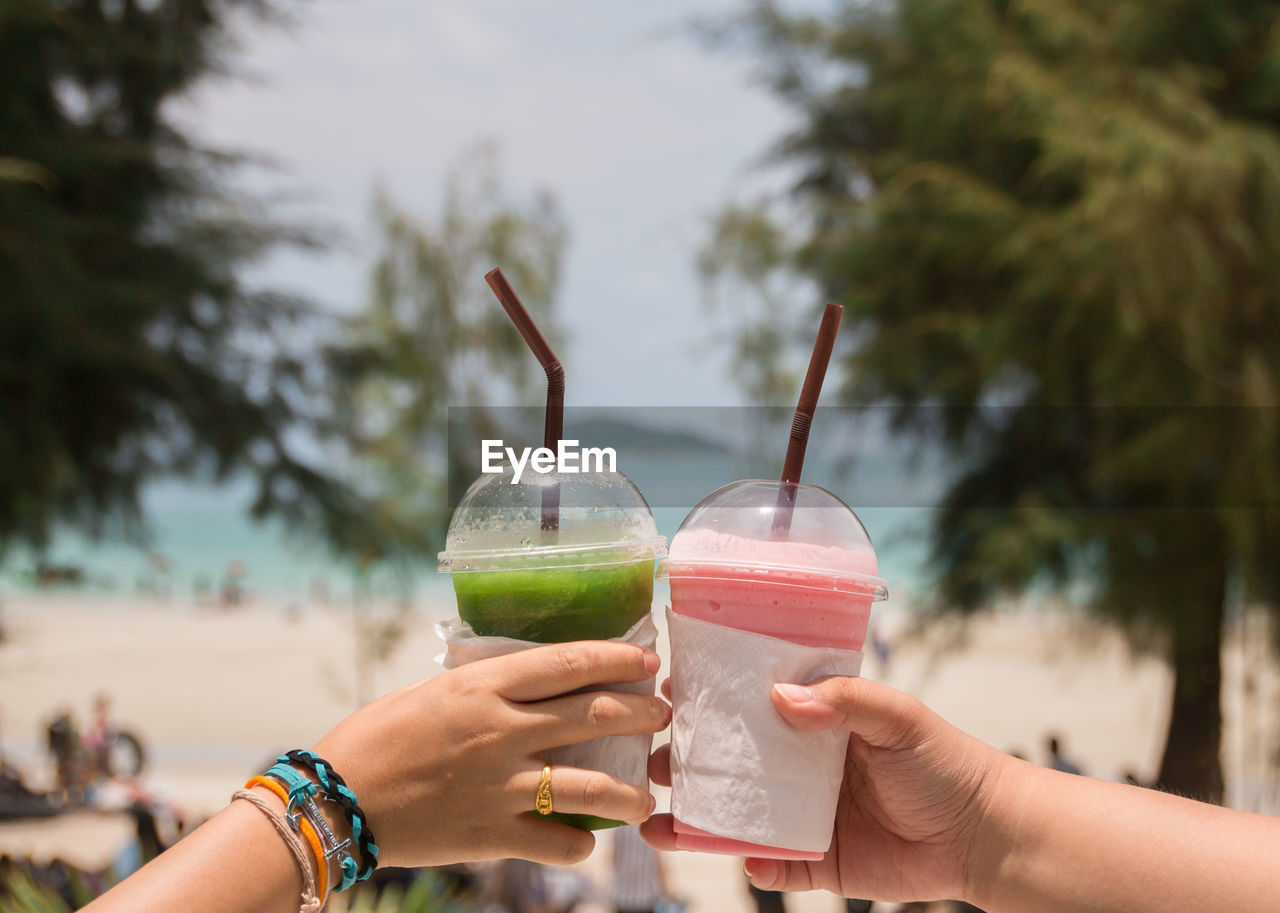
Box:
668 609 861 853
436 614 659 790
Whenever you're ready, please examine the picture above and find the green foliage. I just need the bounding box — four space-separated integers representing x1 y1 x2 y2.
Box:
0 861 472 913
0 0 379 559
720 0 1280 798
0 157 53 186
0 877 68 913
327 869 475 913
0 2 566 578
328 142 566 561
698 201 809 404
0 866 82 913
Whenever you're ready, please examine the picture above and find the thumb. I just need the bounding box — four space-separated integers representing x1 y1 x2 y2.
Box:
771 675 927 749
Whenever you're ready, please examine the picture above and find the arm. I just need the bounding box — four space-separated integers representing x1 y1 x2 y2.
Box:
85 641 669 913
81 799 310 913
641 676 1280 913
976 758 1280 913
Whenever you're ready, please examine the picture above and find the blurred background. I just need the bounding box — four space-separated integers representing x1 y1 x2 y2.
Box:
2 1 1279 911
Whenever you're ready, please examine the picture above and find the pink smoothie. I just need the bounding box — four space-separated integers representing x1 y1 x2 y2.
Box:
668 528 879 859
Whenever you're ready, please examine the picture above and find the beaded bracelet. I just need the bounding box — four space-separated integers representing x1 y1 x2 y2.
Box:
281 750 380 881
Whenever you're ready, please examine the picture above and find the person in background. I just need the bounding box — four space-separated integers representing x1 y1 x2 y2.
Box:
1044 733 1083 776
45 710 80 801
82 693 113 772
1122 769 1150 788
220 558 247 608
869 625 892 678
478 854 591 913
609 824 666 913
113 801 169 880
746 880 786 913
478 858 550 913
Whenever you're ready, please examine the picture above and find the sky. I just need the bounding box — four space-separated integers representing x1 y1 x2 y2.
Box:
11 0 937 597
177 0 807 408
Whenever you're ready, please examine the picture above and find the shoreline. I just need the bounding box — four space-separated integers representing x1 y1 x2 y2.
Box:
1 595 1276 912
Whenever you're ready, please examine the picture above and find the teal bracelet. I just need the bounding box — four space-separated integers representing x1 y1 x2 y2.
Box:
263 768 358 893
281 750 380 881
266 762 360 892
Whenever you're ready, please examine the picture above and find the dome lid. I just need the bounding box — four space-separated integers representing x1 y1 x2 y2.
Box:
438 468 667 573
660 479 887 598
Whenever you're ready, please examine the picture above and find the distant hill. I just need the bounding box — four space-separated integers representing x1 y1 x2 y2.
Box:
562 418 730 455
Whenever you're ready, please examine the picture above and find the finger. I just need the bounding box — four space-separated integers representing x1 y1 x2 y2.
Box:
638 813 678 851
771 676 929 749
647 743 672 788
745 856 817 893
520 691 670 751
505 814 597 866
512 766 656 825
660 677 672 701
488 642 660 703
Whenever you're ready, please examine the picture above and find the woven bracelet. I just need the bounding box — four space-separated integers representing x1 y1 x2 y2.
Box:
282 749 380 881
232 788 323 913
266 762 362 892
244 775 330 902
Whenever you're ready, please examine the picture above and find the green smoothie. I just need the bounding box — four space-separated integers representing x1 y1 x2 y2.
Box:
452 557 656 831
453 557 655 642
439 469 667 832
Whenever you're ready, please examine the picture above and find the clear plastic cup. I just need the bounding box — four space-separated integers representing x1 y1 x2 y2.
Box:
438 467 667 829
659 479 888 859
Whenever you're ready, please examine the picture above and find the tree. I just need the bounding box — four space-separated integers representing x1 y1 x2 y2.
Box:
720 0 1280 801
328 142 567 564
323 146 565 706
698 201 808 405
0 0 372 560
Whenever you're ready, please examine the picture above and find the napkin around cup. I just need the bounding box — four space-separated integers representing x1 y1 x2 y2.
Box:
436 614 659 790
667 608 861 853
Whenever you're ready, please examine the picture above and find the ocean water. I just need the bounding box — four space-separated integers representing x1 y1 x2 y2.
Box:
0 449 937 610
0 479 410 605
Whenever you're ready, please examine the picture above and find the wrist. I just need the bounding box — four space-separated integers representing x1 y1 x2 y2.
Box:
273 750 378 890
310 783 356 891
957 748 1034 909
293 777 356 894
251 766 357 895
959 751 1042 910
308 737 390 865
238 783 328 908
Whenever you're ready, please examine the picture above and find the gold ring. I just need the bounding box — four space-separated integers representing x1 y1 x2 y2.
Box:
535 763 553 815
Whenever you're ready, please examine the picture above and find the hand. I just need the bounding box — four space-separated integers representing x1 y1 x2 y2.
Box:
314 641 670 868
640 676 1005 904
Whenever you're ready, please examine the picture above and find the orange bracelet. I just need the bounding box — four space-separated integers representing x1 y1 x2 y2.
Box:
246 775 330 901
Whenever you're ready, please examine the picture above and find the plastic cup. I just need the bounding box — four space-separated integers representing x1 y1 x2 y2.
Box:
659 479 887 859
438 467 667 829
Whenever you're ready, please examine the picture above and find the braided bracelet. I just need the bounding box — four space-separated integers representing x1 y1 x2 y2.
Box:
266 751 379 887
282 750 380 881
266 762 362 893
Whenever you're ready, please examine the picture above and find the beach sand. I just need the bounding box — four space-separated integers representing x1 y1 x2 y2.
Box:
0 593 1275 913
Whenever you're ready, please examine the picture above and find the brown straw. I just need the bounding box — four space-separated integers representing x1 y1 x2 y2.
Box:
774 302 844 534
484 267 564 531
